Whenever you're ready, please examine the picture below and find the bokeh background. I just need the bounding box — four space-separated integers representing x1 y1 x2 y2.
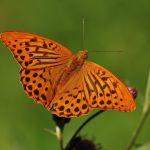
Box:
0 0 150 150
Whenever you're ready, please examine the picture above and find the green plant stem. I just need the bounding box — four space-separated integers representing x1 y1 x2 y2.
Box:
127 70 150 150
127 109 150 150
60 129 64 150
65 110 104 150
55 126 64 150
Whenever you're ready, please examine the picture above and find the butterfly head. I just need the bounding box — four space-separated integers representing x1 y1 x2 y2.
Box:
76 50 88 60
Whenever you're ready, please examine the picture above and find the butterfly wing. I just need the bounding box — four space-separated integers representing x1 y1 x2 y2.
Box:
51 70 91 117
0 31 72 69
1 31 72 107
82 61 135 112
52 61 135 117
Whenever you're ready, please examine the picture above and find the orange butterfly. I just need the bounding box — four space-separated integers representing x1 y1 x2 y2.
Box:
0 32 135 117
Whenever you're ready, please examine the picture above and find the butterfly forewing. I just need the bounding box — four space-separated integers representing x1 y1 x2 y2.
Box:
84 61 135 112
0 32 72 69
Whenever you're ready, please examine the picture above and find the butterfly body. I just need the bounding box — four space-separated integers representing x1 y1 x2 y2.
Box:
0 31 136 117
65 50 87 73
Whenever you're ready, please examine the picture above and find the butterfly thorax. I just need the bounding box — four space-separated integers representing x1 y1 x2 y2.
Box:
66 50 88 73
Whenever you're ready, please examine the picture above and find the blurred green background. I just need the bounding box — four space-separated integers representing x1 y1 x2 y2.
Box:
0 0 150 150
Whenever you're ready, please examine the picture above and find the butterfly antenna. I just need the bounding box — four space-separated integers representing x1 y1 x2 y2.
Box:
81 19 123 53
89 50 123 53
82 18 85 50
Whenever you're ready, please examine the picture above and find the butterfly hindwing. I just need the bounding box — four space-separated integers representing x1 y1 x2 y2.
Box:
20 68 54 107
52 71 91 117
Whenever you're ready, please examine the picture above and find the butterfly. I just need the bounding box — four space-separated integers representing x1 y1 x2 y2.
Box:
0 31 135 117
